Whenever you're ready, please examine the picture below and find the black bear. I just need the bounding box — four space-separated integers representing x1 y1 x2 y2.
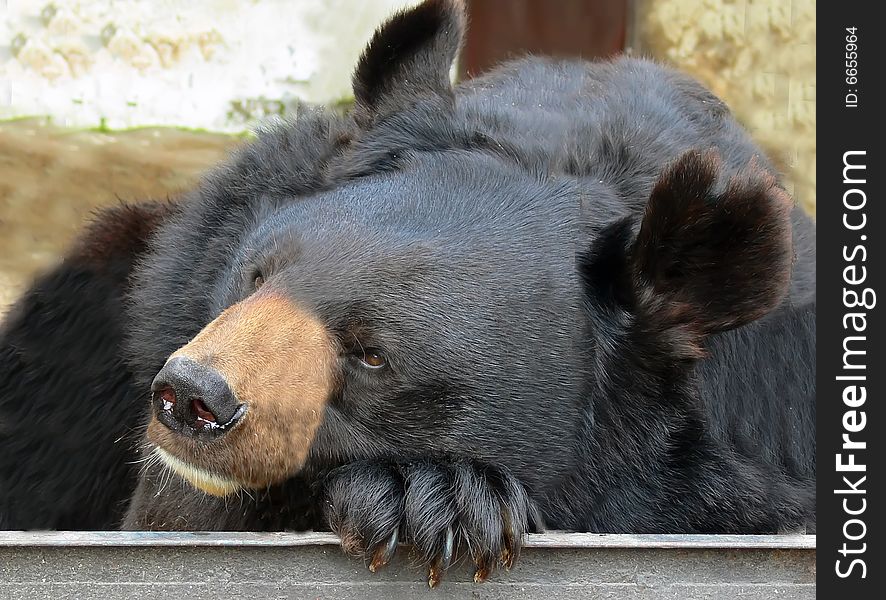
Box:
0 0 815 585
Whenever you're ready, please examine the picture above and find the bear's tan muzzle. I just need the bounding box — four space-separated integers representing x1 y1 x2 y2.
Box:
146 288 336 496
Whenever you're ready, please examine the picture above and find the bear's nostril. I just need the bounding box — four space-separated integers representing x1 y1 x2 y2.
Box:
156 387 176 411
191 398 217 428
152 356 241 434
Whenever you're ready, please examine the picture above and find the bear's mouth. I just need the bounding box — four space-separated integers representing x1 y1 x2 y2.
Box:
155 447 244 497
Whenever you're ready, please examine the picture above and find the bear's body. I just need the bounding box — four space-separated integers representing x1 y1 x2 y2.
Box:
0 0 814 582
0 204 170 529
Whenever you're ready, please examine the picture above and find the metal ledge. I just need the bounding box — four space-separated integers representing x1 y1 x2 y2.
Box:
0 532 816 599
0 530 815 548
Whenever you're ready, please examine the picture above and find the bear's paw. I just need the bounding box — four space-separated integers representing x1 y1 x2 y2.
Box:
323 458 543 587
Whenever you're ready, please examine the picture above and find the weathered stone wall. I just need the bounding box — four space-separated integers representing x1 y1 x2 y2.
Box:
636 0 816 215
1 0 420 130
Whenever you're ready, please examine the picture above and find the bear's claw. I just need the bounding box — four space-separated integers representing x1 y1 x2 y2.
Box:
368 529 399 572
323 458 541 585
427 525 455 586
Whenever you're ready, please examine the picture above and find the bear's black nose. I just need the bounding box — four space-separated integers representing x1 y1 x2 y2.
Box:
151 356 244 434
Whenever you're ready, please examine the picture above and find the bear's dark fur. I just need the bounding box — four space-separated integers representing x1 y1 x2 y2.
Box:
0 203 172 528
0 0 814 583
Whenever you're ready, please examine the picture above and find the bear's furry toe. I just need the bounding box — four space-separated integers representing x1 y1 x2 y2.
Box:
323 457 542 585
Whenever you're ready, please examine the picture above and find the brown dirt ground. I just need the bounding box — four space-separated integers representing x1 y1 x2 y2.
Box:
0 117 814 316
0 120 240 314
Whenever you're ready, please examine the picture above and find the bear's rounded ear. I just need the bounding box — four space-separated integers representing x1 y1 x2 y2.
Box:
629 150 794 344
351 0 466 126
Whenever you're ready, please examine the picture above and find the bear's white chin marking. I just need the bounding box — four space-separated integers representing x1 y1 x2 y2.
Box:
155 447 243 497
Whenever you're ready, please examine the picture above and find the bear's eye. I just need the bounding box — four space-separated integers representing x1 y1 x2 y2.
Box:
354 348 386 369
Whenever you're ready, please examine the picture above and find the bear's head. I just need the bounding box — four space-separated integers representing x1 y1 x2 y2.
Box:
143 0 794 497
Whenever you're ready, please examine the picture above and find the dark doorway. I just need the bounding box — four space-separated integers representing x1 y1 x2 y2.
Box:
461 0 630 78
